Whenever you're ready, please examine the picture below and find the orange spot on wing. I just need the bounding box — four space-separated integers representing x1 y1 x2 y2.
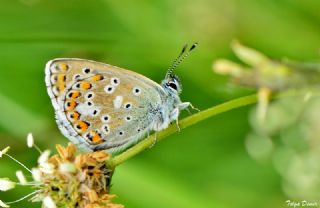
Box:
67 101 77 111
57 74 66 83
81 82 92 90
91 131 103 144
58 84 65 92
91 75 104 81
77 121 89 132
70 91 81 99
72 111 80 120
59 63 69 71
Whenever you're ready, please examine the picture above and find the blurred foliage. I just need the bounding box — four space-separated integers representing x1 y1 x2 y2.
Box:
1 0 320 207
214 40 320 201
247 94 320 200
214 41 320 91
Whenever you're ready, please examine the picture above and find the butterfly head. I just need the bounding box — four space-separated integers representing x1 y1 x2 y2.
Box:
162 43 198 95
162 74 182 94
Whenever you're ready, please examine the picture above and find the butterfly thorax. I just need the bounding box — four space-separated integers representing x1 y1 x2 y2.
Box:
150 78 182 131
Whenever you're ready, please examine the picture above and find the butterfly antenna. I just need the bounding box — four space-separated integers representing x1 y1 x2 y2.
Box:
166 42 198 78
166 44 188 77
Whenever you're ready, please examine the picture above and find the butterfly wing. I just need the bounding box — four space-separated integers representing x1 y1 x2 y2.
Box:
45 58 165 153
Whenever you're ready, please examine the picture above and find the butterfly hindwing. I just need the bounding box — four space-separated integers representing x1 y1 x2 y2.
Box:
45 58 164 152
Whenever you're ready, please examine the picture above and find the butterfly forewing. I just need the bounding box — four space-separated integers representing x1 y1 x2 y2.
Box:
45 58 164 152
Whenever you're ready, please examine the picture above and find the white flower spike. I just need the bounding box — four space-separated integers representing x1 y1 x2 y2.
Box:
0 178 15 191
0 200 9 208
0 147 10 158
59 162 77 173
39 162 54 174
15 171 27 185
38 150 51 165
31 168 42 182
43 196 56 208
26 133 34 148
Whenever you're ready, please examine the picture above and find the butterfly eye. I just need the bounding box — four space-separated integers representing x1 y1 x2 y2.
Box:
168 82 178 91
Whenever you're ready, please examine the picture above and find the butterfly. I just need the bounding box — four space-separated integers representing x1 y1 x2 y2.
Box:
45 43 197 154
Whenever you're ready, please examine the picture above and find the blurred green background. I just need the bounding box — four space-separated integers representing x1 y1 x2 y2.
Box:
0 0 320 207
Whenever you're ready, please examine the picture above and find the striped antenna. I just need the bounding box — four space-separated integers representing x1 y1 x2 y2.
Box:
166 43 198 78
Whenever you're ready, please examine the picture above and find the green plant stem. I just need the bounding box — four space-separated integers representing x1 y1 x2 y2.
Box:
109 94 258 168
108 89 318 167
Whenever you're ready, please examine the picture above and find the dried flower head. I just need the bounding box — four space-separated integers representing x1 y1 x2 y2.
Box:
31 143 123 208
0 139 123 208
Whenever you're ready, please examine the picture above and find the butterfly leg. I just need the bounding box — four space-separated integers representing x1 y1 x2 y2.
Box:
149 131 158 148
179 102 200 112
170 108 181 131
185 107 192 115
176 119 181 132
